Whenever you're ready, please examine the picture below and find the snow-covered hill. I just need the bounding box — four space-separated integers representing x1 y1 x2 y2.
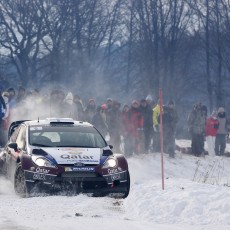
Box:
1 139 230 230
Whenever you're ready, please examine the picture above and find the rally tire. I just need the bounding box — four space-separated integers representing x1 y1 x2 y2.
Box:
122 171 130 199
14 163 28 197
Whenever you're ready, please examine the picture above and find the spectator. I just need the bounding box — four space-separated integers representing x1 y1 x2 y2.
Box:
215 107 229 156
121 104 134 156
201 105 208 154
84 98 96 123
50 89 65 117
73 94 84 120
0 91 6 146
162 100 178 158
15 86 26 104
6 87 16 109
106 100 121 152
92 105 108 137
139 99 153 153
205 110 219 156
129 100 144 154
146 94 155 109
106 98 113 110
152 99 160 152
62 92 75 118
188 103 206 157
1 92 11 134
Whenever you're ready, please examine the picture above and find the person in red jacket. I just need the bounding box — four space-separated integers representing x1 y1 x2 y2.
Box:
205 111 219 156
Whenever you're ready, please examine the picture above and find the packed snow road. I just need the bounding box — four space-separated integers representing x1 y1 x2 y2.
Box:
1 141 230 230
0 177 173 230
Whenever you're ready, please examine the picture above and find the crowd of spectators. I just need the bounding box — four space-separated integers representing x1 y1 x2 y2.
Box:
0 86 180 157
1 86 229 158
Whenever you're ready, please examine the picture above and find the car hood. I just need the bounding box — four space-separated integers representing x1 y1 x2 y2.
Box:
41 147 101 165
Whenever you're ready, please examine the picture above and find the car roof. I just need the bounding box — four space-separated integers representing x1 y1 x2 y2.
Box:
22 118 93 127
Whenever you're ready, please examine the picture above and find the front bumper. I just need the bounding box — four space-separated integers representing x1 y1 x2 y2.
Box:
24 169 129 195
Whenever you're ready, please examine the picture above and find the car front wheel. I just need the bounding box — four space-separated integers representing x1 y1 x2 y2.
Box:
122 171 130 198
14 163 27 197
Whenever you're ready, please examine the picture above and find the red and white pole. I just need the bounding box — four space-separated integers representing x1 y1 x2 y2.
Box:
159 88 164 190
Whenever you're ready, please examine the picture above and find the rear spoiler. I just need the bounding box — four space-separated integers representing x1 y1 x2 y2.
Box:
8 120 30 139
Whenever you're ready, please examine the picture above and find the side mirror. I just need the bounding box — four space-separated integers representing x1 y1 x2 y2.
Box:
109 145 113 149
8 143 18 152
103 149 113 156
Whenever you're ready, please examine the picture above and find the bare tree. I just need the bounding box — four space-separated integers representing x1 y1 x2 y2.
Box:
0 0 48 86
124 0 193 99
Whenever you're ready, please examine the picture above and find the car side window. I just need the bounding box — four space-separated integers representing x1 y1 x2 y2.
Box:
16 125 27 150
10 126 20 143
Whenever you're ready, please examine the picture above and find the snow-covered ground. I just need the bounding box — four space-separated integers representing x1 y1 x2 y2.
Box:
1 139 230 230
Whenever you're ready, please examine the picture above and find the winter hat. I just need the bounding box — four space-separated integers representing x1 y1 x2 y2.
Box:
106 98 113 103
88 98 95 104
140 99 147 106
146 95 153 101
101 104 107 110
168 99 174 105
140 99 147 103
7 87 15 94
122 104 129 111
132 100 139 106
211 110 217 117
218 107 225 113
65 92 73 105
18 86 26 92
2 92 9 103
113 100 121 108
201 105 207 113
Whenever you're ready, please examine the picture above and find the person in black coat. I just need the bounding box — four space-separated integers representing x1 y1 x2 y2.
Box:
92 105 108 137
162 100 178 157
139 99 153 153
106 101 121 152
0 90 6 146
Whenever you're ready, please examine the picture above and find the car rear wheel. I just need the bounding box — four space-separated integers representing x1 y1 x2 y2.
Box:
0 159 6 176
14 163 28 197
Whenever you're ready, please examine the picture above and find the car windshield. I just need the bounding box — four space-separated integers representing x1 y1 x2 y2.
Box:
29 125 107 148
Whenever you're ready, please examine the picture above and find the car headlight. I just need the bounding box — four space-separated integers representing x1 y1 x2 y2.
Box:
32 156 56 168
103 158 117 168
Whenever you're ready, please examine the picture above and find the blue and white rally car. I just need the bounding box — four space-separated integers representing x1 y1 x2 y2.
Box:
0 118 130 198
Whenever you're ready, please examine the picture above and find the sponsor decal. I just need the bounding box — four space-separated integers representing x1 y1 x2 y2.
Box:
42 147 101 164
111 174 121 181
36 168 50 174
30 127 43 131
33 173 46 180
74 162 85 167
108 168 122 174
68 151 83 155
61 154 93 160
72 167 95 172
62 148 85 151
65 167 95 172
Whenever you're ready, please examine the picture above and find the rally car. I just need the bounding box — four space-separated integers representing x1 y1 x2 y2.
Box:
0 118 130 198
